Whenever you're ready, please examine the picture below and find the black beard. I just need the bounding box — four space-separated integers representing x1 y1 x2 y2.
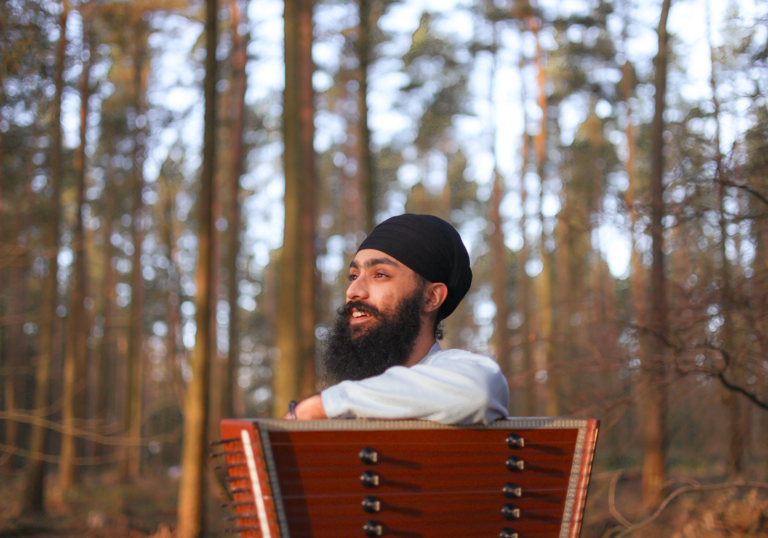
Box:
320 287 425 384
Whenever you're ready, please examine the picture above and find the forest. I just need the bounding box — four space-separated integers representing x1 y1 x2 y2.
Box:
1 0 768 536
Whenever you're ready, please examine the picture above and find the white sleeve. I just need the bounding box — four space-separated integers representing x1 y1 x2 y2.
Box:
320 350 510 425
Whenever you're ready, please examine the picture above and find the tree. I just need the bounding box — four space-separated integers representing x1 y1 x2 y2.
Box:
176 0 218 535
59 13 93 494
642 0 672 507
273 0 317 417
223 0 249 421
119 23 148 483
21 0 69 514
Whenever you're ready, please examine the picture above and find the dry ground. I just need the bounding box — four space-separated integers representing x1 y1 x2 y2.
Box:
1 466 767 537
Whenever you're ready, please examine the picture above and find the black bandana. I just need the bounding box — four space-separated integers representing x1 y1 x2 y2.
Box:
357 214 472 320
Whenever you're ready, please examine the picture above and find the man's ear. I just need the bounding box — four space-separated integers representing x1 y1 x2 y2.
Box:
423 282 449 314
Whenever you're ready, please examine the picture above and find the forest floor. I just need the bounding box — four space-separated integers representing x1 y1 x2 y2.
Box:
0 467 231 538
1 466 767 537
584 467 768 537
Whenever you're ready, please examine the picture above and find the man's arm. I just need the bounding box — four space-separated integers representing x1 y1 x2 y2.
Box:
281 394 327 420
318 350 509 425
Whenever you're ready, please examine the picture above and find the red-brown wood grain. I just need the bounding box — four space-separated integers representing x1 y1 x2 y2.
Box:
217 419 599 538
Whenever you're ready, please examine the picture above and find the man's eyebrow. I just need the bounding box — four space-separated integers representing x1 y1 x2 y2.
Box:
349 257 400 270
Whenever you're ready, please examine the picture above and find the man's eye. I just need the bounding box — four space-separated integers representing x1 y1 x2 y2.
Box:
375 272 387 278
348 274 357 281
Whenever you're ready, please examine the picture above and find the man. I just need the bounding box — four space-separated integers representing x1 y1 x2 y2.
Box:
286 213 509 424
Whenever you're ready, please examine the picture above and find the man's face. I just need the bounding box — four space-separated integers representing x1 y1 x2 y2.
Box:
319 249 427 383
344 249 422 334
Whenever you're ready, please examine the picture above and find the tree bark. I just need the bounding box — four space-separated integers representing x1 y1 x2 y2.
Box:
274 0 317 416
161 182 186 411
356 0 375 233
176 0 218 534
491 170 511 378
60 20 91 494
119 35 147 483
96 173 117 462
20 0 68 514
642 0 672 507
223 0 249 420
531 20 556 418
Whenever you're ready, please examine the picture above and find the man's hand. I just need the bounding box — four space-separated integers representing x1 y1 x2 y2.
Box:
282 394 327 420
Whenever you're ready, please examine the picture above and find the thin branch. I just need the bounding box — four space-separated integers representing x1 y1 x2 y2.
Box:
611 481 768 537
722 178 768 207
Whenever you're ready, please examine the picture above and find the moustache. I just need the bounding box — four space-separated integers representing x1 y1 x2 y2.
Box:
339 300 382 319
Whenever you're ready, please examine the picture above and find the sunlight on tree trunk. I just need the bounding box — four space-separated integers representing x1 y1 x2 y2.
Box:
224 0 249 420
530 18 556 417
176 0 218 534
274 0 317 416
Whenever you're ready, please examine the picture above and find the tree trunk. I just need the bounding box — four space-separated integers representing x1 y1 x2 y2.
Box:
491 171 511 379
96 175 117 462
519 134 534 417
641 0 672 507
706 10 742 475
223 0 248 420
176 0 218 534
59 22 91 494
274 0 316 416
356 0 375 233
530 20 556 418
20 0 68 514
119 37 147 483
161 183 186 410
620 57 646 356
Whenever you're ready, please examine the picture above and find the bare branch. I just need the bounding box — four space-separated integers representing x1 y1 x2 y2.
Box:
612 481 768 537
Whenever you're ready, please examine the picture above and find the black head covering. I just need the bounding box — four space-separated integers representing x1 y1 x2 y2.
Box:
357 214 472 321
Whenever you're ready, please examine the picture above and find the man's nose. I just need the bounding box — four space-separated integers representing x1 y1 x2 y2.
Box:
346 275 369 302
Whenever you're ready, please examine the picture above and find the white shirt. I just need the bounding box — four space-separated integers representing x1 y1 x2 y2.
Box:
320 342 510 425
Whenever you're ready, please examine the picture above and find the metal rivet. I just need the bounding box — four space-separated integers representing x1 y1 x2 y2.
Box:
503 483 523 498
500 529 519 538
506 433 525 448
506 456 524 471
363 520 383 537
502 504 521 520
359 447 379 465
362 496 381 513
360 470 380 488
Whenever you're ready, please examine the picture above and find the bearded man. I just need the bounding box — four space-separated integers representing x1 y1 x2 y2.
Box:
285 213 509 424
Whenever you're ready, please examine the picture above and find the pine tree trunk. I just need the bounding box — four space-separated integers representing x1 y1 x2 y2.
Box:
176 0 218 534
641 0 671 507
274 0 316 416
356 0 375 233
518 133 534 417
120 38 147 483
223 0 248 420
531 21 556 418
161 184 186 409
491 171 511 380
96 178 117 461
20 0 68 513
60 22 91 493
